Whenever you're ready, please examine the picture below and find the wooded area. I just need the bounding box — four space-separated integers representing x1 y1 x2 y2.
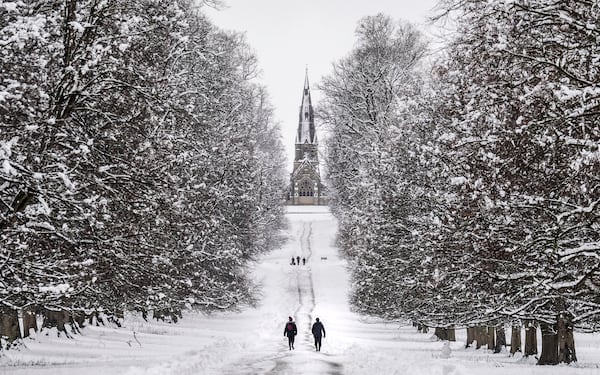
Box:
321 0 599 365
1 0 287 348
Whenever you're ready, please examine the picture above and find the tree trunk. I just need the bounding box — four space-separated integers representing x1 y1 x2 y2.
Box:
510 323 521 355
565 327 577 363
42 308 72 337
21 307 38 338
487 326 495 350
494 325 506 353
538 322 558 365
524 320 538 356
434 327 447 341
476 325 487 349
73 310 86 329
466 327 475 348
0 309 20 345
557 313 577 363
446 327 456 342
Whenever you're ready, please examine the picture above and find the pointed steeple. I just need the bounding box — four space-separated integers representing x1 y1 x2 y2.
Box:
288 69 327 205
295 69 317 145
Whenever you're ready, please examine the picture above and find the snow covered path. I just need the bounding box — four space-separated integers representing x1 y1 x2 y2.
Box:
214 207 346 374
3 206 600 374
218 209 346 374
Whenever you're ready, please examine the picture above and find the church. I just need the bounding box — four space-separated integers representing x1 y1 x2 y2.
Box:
287 72 327 205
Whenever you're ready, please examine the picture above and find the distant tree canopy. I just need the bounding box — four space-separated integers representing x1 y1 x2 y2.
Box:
0 0 287 324
321 1 599 364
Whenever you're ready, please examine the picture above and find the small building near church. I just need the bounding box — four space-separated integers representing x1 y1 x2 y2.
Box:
287 72 327 205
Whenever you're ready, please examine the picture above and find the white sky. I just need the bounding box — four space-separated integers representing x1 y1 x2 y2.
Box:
203 0 441 169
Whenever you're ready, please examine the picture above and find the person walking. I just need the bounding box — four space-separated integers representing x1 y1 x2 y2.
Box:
302 257 306 265
296 256 300 266
283 316 297 350
311 317 326 351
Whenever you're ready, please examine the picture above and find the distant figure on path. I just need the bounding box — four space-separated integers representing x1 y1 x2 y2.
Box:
291 257 295 265
302 257 306 265
296 256 300 266
283 316 298 350
312 317 326 351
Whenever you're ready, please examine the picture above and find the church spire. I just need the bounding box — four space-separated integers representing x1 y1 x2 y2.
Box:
288 69 327 205
295 69 317 145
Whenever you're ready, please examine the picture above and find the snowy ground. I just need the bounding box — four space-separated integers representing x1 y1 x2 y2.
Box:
2 205 600 374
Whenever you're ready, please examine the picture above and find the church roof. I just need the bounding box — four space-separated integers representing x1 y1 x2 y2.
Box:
295 70 317 145
291 158 320 180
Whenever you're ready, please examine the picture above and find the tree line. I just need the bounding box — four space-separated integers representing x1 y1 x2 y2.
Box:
0 0 287 346
320 0 599 365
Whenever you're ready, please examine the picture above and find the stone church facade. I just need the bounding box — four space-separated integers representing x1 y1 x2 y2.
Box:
287 72 327 205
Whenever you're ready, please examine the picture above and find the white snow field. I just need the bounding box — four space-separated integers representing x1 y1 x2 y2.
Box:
2 205 600 374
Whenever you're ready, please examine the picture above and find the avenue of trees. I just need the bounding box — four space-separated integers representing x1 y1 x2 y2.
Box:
0 0 287 345
321 0 599 365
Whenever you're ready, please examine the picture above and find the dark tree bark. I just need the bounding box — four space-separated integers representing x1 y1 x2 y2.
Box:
557 313 577 363
475 327 483 349
494 325 506 353
433 327 456 341
447 327 456 342
565 328 577 363
72 310 86 329
21 307 38 338
42 309 72 337
88 311 103 326
466 327 475 348
434 327 447 340
152 308 181 323
510 323 522 355
524 320 538 356
487 326 495 350
0 309 20 346
476 325 487 349
538 322 559 365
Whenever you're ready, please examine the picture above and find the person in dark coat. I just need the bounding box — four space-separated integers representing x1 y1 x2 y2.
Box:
283 316 298 350
311 317 326 351
296 256 300 266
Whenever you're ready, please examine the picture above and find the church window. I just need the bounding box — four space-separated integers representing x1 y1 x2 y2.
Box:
298 180 314 197
304 111 309 120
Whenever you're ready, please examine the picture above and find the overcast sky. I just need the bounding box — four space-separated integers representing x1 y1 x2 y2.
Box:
204 0 440 169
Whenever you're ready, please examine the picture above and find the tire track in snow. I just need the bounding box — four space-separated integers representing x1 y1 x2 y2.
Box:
293 222 308 313
304 222 317 328
293 221 312 321
295 222 314 336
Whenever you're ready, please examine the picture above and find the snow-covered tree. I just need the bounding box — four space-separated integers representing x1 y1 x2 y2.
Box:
0 0 286 341
320 14 430 320
423 0 600 363
321 2 599 363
